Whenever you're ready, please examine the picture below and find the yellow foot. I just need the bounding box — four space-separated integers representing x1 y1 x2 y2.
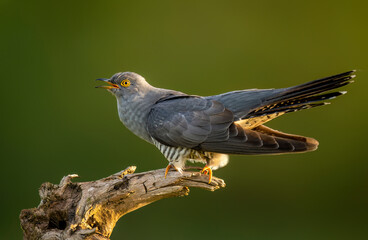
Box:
200 166 213 184
164 164 182 178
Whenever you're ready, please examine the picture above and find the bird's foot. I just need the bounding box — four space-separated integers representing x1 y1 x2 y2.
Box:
200 166 213 184
164 164 183 178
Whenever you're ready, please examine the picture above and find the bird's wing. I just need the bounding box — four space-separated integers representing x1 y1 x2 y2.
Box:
148 71 355 154
147 96 318 154
200 124 318 155
147 96 233 148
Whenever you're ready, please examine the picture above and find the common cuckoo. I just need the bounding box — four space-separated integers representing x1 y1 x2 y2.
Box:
96 70 355 182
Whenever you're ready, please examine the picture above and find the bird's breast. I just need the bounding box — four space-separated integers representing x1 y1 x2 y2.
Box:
116 99 153 143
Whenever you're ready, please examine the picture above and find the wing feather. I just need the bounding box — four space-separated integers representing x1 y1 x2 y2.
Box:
147 95 319 155
147 96 233 148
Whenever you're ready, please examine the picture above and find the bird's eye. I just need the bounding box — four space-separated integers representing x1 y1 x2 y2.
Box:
121 79 131 87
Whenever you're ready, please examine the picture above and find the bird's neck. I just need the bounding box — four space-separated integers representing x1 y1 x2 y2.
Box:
116 88 171 143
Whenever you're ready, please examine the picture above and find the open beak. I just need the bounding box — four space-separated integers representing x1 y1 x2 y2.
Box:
95 78 120 89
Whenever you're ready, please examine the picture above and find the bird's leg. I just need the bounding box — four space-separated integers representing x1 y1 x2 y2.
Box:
164 164 183 178
200 166 213 184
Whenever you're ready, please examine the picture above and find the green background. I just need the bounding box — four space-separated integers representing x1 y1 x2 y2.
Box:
1 0 367 239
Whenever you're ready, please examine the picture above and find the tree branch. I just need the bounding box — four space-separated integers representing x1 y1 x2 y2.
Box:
20 166 226 240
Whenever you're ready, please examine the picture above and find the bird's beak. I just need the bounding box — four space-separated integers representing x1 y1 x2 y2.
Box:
95 78 120 89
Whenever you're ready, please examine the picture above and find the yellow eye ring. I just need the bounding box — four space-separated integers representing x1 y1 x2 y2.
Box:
121 79 131 87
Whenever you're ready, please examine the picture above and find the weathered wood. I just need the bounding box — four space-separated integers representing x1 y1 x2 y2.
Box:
20 166 225 240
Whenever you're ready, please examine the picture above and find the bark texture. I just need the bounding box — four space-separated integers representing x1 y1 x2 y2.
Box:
20 166 225 240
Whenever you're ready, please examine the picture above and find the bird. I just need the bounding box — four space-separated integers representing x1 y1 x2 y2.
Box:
96 70 355 183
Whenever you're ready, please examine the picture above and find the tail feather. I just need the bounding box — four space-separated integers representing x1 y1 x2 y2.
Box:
279 70 355 97
199 71 353 155
245 70 355 119
269 77 353 103
266 70 355 104
254 91 345 115
251 102 327 117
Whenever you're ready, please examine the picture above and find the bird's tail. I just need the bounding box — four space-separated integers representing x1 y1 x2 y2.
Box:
245 70 356 119
201 71 355 155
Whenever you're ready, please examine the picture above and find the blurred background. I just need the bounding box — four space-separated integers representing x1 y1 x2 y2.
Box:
1 0 367 239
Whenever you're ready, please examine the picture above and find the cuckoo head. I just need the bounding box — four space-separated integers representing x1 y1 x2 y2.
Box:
96 72 151 98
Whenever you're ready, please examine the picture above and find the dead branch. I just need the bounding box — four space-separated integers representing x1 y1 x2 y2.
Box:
20 166 225 240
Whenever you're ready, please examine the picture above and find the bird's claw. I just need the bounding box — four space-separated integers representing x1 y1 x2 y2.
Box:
164 164 183 178
164 164 172 178
200 166 213 184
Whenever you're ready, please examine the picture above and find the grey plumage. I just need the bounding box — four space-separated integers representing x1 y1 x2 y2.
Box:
96 70 355 174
